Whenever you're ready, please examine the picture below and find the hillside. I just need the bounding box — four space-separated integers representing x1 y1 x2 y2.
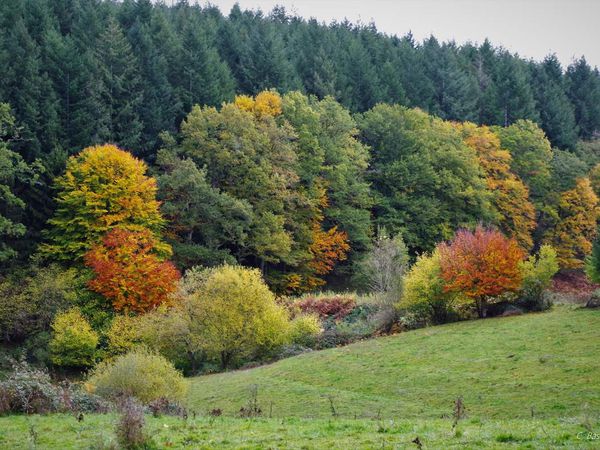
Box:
189 306 600 420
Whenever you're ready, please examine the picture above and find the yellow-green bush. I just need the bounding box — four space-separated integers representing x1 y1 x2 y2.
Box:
399 249 462 324
288 314 321 346
49 308 99 368
520 244 559 310
187 265 291 369
87 348 187 404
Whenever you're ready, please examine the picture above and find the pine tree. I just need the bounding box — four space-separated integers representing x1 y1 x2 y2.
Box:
533 55 578 149
127 17 180 154
95 17 143 151
566 57 600 139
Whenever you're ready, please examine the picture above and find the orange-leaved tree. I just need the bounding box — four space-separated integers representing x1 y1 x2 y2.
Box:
282 189 350 293
85 228 180 313
438 226 524 318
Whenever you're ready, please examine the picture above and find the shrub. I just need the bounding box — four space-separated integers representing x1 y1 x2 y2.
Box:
87 348 187 404
288 314 321 347
49 308 99 368
519 245 559 311
186 265 291 369
116 397 149 449
147 397 187 418
296 295 356 320
0 359 109 415
400 249 461 324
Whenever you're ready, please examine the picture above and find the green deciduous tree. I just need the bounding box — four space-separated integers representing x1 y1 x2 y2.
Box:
494 120 554 206
359 104 492 253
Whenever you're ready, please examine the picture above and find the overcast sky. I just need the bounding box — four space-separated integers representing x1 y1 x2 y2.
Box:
189 0 600 68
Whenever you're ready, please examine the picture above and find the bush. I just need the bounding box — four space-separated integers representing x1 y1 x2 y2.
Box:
288 314 321 347
0 359 109 415
400 249 461 324
186 265 291 369
87 348 187 404
295 295 356 320
116 397 149 449
49 308 99 368
519 245 560 311
147 397 187 418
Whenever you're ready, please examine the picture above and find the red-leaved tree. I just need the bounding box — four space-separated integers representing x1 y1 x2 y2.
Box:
85 228 180 313
438 226 524 318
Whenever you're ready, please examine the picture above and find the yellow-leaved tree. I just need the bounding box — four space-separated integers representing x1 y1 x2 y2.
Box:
456 122 536 250
543 177 599 269
40 144 168 261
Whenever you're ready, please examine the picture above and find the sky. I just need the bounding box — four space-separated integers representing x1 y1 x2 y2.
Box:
184 0 600 68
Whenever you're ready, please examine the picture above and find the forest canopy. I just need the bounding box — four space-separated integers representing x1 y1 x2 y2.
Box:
1 0 600 292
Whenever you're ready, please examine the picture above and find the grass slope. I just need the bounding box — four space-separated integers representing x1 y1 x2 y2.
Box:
190 306 600 420
1 306 599 449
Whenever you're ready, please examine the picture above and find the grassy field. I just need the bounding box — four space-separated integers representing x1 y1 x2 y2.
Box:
1 413 598 449
189 306 600 420
1 306 599 448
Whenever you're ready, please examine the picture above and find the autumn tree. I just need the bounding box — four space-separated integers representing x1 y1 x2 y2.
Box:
455 122 535 250
283 190 350 293
85 228 180 313
494 120 553 206
438 226 524 318
543 178 599 269
41 144 167 261
234 90 283 118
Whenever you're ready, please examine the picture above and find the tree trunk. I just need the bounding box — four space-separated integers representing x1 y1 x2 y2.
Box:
477 297 488 318
220 351 231 370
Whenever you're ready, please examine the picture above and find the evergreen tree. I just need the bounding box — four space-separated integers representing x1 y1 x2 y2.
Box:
533 55 578 149
566 57 600 139
0 103 41 265
95 17 143 152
